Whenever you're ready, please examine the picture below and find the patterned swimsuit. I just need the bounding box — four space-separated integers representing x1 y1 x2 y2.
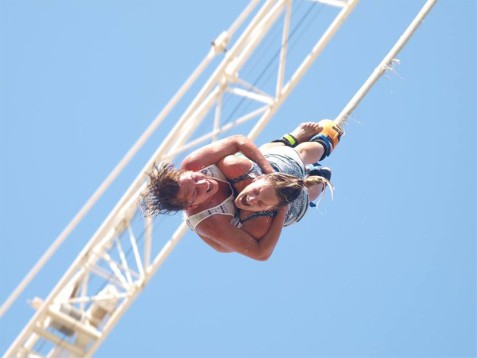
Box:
232 146 309 226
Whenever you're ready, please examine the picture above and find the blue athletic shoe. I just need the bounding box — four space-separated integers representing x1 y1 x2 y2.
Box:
306 164 332 207
306 163 332 181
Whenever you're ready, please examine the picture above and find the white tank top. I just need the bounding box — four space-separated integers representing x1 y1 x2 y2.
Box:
184 165 241 231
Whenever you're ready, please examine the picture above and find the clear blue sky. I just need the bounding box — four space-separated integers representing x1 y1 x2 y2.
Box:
1 1 475 357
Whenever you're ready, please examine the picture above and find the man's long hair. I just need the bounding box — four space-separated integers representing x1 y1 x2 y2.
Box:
141 162 185 217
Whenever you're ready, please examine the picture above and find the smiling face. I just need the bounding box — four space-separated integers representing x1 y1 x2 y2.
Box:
177 171 219 209
234 177 280 212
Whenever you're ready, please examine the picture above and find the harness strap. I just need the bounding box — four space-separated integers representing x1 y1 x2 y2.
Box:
241 210 277 223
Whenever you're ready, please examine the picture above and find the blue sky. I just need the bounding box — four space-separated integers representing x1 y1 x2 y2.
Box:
1 0 475 357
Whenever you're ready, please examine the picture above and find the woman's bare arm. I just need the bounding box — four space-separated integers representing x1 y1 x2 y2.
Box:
196 207 288 261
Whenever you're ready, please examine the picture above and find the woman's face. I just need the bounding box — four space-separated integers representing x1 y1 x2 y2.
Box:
177 171 219 209
235 177 279 212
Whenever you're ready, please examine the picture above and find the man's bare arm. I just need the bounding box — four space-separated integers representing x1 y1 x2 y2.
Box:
181 135 274 174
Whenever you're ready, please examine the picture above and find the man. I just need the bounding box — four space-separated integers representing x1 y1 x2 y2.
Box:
142 120 343 260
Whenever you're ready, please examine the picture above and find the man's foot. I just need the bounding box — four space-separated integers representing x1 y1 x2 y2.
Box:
272 122 322 147
289 122 322 143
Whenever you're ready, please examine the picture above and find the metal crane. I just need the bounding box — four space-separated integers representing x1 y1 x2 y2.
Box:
1 0 436 356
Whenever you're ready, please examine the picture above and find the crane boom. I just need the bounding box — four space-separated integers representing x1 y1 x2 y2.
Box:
3 0 437 355
3 1 360 356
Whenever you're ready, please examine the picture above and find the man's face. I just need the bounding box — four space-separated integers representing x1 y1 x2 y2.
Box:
177 171 219 209
235 177 280 212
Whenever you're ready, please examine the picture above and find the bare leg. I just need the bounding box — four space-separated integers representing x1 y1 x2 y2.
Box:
294 142 325 165
260 121 323 151
260 133 325 162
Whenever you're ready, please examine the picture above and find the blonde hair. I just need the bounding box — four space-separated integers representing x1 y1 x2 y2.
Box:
263 172 329 207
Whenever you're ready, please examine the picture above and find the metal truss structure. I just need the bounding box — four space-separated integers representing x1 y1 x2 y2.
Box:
1 0 436 356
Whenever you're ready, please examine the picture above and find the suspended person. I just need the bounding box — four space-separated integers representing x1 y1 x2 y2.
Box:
142 120 343 260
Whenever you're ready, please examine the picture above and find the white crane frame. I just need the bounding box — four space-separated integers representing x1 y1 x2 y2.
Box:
1 0 437 356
